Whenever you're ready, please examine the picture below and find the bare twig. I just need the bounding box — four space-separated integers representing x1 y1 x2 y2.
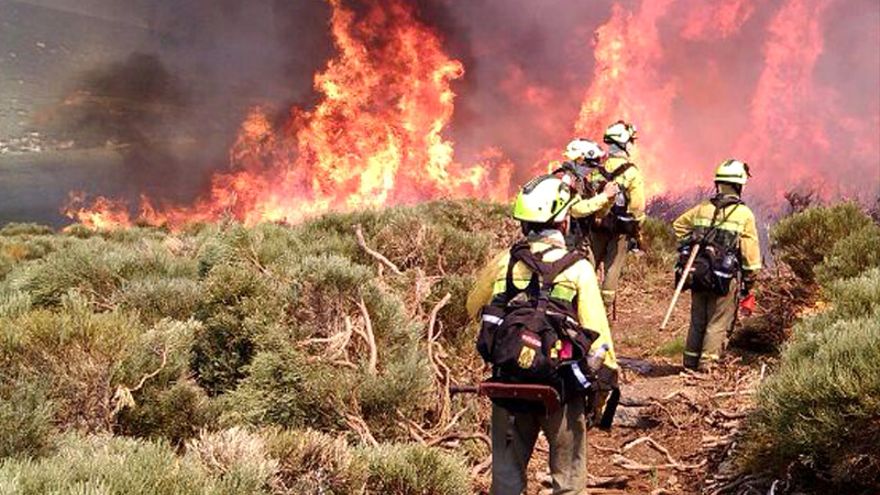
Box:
356 297 378 375
111 345 168 416
354 224 403 275
344 411 378 447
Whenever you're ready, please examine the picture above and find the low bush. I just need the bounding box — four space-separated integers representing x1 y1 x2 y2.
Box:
116 277 202 323
218 348 348 430
0 223 54 237
815 223 880 288
265 428 368 494
0 382 56 459
743 268 880 490
0 434 269 495
770 203 872 283
360 443 470 495
185 427 278 491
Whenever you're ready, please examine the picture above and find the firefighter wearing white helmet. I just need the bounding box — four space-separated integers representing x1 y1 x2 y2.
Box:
673 159 761 370
552 139 620 262
467 174 619 495
588 120 646 310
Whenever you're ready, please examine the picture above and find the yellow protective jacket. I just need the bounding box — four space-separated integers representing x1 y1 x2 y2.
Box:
672 193 762 272
588 155 646 223
546 160 613 219
466 231 618 369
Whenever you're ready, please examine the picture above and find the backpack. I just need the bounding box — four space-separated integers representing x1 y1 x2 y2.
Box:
675 195 743 296
593 163 638 236
476 241 599 410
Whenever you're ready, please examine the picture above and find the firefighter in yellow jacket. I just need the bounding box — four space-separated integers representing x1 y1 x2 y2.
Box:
467 175 617 495
589 120 646 308
673 159 761 370
552 138 621 261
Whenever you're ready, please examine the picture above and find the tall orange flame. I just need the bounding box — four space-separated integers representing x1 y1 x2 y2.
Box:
65 0 511 229
63 0 879 229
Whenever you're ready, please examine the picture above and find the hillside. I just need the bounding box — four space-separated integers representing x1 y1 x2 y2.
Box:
0 199 878 494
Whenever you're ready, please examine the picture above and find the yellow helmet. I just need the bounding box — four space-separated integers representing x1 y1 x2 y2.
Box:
563 138 605 162
603 120 638 146
512 175 574 224
714 159 751 185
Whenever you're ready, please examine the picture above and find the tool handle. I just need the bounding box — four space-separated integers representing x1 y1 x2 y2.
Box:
660 245 700 330
449 385 479 395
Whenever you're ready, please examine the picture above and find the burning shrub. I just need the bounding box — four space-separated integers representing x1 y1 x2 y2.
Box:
770 202 872 283
743 268 880 490
815 223 880 289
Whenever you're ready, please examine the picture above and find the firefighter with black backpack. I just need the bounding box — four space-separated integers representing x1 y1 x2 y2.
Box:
590 120 647 309
466 175 618 495
673 159 762 370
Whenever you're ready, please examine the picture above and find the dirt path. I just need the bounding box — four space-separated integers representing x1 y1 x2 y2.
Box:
520 270 767 494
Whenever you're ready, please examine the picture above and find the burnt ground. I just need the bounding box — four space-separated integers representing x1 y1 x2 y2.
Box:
469 258 773 495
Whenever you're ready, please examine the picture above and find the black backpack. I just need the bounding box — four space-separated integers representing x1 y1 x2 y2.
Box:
676 195 743 296
476 241 599 405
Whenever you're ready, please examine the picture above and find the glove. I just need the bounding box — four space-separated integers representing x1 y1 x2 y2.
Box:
739 293 756 317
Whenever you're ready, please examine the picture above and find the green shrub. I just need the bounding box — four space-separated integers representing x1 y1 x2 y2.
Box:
0 223 54 237
116 378 213 445
218 348 349 430
744 309 880 488
815 223 880 288
10 238 196 307
359 443 470 495
184 427 278 491
116 277 201 323
0 382 56 459
744 268 880 489
191 263 279 395
641 216 677 257
264 428 368 494
825 267 880 319
0 433 270 495
771 203 872 282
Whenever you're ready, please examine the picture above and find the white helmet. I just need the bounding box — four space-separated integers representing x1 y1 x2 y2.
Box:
603 120 638 147
563 138 605 162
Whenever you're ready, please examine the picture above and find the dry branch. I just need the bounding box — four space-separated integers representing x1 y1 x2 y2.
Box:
354 223 403 275
356 297 378 375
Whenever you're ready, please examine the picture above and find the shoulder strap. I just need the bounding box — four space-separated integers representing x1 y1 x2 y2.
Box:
700 195 743 245
506 242 583 294
596 162 635 182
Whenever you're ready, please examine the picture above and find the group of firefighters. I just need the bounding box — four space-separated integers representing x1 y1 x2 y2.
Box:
465 120 762 494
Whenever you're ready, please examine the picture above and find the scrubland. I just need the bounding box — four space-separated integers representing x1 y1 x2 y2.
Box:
0 199 876 494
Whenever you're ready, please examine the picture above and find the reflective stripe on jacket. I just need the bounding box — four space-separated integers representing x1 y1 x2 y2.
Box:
672 194 762 272
466 231 618 369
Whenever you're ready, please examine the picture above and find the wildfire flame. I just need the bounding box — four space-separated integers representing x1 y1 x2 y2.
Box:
64 0 879 229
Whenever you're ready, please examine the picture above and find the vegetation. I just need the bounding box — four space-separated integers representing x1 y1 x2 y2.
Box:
770 202 872 283
744 203 880 491
0 201 508 493
2 197 877 492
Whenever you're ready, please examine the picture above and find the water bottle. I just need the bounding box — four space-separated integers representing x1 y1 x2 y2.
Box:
587 344 609 372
